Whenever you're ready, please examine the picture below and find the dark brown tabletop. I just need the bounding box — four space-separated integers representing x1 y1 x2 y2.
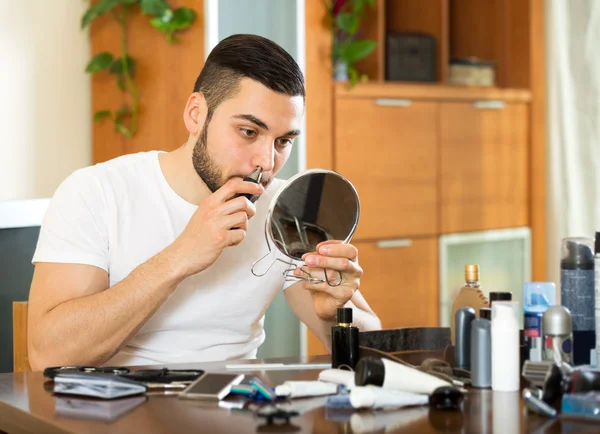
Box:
0 354 599 434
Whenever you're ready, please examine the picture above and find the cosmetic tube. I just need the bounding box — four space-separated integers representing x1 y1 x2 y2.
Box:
274 381 338 398
355 357 451 395
349 385 428 410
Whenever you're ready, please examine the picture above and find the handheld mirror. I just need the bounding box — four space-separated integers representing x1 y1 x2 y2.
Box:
251 169 360 286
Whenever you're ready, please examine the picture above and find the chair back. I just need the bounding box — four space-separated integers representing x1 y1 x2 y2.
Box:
13 302 30 372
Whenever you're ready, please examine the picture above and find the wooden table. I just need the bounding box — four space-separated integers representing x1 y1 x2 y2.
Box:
0 355 598 434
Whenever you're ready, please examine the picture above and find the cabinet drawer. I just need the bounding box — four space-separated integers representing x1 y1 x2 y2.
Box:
335 98 438 239
440 101 529 233
307 236 440 356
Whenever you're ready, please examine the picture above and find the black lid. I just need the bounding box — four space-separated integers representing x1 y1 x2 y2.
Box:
337 307 353 324
489 292 512 304
596 231 600 255
561 239 594 269
354 357 385 387
480 307 491 320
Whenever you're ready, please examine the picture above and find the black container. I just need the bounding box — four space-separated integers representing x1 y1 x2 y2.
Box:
331 308 359 370
560 237 596 365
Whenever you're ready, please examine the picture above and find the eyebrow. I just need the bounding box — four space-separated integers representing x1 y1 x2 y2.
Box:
233 114 301 137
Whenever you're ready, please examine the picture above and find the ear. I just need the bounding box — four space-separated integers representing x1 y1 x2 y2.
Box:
183 92 207 136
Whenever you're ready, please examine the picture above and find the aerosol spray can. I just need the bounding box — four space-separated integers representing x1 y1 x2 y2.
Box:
595 231 600 367
561 237 596 365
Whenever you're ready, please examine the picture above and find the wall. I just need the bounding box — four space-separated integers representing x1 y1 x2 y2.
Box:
0 1 91 201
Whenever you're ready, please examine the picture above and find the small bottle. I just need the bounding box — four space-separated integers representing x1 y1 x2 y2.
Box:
331 308 359 370
492 301 520 392
471 316 492 388
523 282 556 361
542 305 573 364
451 265 489 345
455 307 476 370
595 231 600 367
561 237 595 365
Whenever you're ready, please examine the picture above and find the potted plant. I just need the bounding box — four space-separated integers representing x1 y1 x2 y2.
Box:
326 0 377 87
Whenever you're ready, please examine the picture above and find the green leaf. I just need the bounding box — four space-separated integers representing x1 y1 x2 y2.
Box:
81 0 117 29
348 66 360 88
170 7 196 30
116 0 138 4
94 110 112 121
85 52 114 73
336 12 359 34
140 0 169 16
109 56 136 77
342 39 376 64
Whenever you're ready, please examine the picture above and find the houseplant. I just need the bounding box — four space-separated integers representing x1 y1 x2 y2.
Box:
82 0 196 138
326 0 377 87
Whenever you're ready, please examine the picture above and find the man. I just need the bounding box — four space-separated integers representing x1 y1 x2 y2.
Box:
28 34 381 370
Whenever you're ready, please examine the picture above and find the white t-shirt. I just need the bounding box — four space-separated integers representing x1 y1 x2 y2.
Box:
33 151 297 366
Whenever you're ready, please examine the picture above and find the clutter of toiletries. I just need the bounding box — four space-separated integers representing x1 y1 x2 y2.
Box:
449 231 600 420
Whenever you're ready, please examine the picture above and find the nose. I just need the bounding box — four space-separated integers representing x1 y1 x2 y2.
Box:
251 139 275 173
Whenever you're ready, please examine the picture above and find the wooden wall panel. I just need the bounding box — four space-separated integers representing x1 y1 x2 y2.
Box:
90 0 204 163
305 0 333 171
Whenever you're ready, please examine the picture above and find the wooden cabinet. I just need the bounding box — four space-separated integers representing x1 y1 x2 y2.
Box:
335 98 438 240
307 237 439 356
439 101 529 233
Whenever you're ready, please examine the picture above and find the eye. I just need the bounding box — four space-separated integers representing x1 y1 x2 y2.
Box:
276 138 294 148
240 128 257 138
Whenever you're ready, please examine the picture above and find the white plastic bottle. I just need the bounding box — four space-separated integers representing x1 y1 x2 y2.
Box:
491 301 520 392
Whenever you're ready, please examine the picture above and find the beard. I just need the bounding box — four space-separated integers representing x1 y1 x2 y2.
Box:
191 117 268 203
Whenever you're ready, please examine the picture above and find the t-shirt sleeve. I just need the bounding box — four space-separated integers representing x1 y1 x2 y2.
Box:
32 168 109 271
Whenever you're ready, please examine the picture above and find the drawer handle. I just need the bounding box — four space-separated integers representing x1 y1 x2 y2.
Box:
375 98 412 107
473 100 505 109
376 239 413 249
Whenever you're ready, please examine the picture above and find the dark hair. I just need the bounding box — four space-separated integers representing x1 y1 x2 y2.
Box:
193 34 305 117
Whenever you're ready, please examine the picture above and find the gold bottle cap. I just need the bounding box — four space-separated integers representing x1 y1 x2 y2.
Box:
465 264 480 282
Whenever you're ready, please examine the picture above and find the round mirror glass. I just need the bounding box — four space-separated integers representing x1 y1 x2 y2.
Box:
268 169 360 260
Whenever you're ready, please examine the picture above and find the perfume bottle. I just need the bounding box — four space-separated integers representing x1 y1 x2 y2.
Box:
450 265 490 345
331 308 359 370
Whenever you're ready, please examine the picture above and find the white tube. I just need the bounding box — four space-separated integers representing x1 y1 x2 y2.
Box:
318 369 355 389
379 359 451 395
349 385 429 410
274 381 338 398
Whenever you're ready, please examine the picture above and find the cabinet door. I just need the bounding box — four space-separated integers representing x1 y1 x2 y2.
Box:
335 98 438 239
307 237 439 356
440 101 529 233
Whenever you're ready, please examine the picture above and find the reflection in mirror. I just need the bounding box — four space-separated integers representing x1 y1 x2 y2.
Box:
55 396 147 423
252 169 360 286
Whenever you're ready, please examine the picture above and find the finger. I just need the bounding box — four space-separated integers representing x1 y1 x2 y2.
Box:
216 196 257 220
304 280 356 300
212 177 265 204
227 228 246 246
316 243 359 261
304 255 357 273
222 211 248 231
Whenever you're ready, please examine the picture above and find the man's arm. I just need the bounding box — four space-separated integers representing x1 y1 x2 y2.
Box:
28 177 264 371
28 250 185 370
284 282 381 352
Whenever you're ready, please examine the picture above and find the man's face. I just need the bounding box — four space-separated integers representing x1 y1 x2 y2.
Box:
192 78 304 200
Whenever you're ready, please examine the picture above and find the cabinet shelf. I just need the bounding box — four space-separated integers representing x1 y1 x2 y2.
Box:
334 81 532 102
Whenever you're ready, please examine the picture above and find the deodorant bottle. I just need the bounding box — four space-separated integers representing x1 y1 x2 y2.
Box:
492 301 520 392
471 317 492 388
561 237 596 365
596 231 600 367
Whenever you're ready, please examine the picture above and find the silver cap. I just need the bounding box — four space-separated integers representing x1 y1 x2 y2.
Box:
542 305 572 336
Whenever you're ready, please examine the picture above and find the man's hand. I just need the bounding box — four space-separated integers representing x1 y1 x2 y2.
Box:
292 240 363 321
170 177 264 277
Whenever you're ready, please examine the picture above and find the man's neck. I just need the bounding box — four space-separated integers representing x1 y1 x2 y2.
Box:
158 145 211 206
